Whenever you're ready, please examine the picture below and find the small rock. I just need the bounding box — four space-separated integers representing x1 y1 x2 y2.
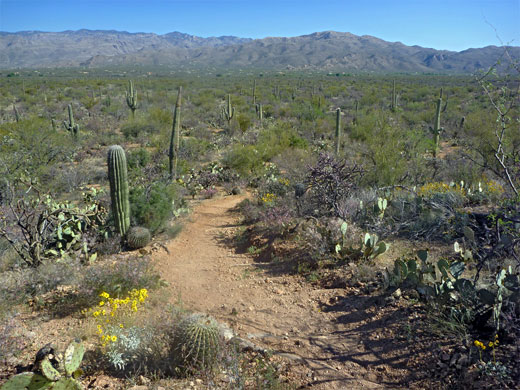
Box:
276 352 305 363
392 288 402 299
128 386 148 390
138 375 150 385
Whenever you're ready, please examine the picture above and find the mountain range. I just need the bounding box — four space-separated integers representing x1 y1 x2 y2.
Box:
1 29 518 73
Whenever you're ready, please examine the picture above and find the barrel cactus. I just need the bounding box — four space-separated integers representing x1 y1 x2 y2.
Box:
171 313 221 372
107 145 130 237
126 226 151 249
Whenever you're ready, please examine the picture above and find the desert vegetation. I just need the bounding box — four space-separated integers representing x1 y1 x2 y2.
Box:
0 57 519 389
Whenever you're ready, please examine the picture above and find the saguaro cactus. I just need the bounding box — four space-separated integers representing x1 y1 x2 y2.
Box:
13 104 20 122
126 80 137 118
221 94 235 127
169 86 182 180
429 88 444 157
255 103 263 125
63 104 79 137
335 108 342 155
107 145 130 236
252 79 257 105
391 80 398 112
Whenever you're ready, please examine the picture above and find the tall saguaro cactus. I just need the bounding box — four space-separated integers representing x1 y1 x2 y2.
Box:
221 94 235 128
63 104 79 137
13 104 20 122
429 88 444 157
252 79 257 105
391 80 398 112
126 80 137 118
255 103 263 125
335 108 342 156
169 86 182 180
107 145 130 236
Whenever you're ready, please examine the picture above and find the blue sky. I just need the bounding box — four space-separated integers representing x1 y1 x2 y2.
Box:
0 0 518 51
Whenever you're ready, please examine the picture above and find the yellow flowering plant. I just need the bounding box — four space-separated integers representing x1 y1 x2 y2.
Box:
84 288 149 370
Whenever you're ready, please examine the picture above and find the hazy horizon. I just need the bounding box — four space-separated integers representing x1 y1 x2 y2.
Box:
0 0 519 52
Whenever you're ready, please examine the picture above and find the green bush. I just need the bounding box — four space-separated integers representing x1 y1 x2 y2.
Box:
121 121 158 139
129 182 183 233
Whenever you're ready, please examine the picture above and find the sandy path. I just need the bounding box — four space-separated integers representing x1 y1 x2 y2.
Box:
153 194 408 389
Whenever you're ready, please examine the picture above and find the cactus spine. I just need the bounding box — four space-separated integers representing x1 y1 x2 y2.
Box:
429 88 444 157
63 104 79 137
126 80 137 118
335 108 341 156
221 94 235 127
107 145 130 236
169 86 182 180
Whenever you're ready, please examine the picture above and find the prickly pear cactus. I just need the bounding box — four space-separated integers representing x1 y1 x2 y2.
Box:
1 340 85 390
52 378 82 390
126 226 151 249
63 339 84 377
41 357 61 381
0 372 50 390
172 313 220 371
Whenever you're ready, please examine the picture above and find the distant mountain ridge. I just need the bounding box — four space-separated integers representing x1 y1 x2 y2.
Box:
0 29 518 73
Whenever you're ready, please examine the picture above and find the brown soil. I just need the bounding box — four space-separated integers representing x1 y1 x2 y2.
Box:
153 194 419 389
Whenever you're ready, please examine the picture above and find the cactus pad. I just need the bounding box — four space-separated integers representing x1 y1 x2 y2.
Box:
172 313 220 371
40 356 61 381
63 339 84 376
126 226 151 249
0 372 51 390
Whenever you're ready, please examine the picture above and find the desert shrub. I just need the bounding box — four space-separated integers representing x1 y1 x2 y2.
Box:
80 256 161 301
304 153 363 219
179 137 212 161
127 148 151 171
0 259 83 312
0 116 76 192
351 110 429 186
223 144 264 176
129 181 184 233
121 121 158 139
236 113 251 132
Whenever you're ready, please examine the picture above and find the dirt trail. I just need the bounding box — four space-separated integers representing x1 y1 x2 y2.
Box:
153 194 410 389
